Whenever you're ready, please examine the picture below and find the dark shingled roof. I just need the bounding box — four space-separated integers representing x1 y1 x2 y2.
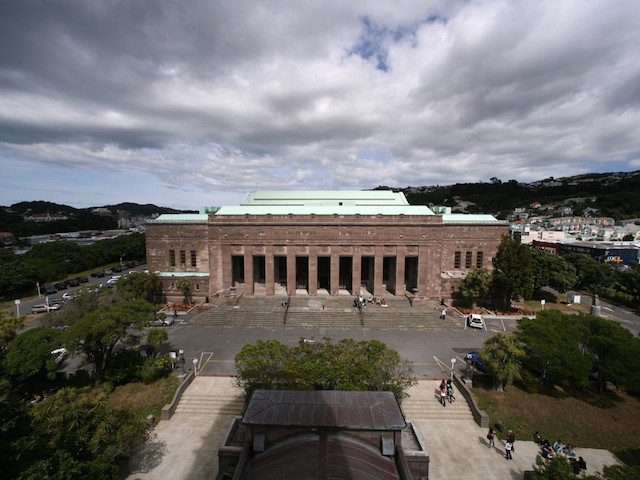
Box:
242 390 406 430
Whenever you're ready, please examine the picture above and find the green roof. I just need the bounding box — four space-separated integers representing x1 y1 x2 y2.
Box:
157 272 210 277
151 214 208 223
442 214 504 224
215 205 434 216
242 190 410 206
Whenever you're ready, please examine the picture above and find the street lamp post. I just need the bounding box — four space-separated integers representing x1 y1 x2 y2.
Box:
193 358 199 376
450 358 456 380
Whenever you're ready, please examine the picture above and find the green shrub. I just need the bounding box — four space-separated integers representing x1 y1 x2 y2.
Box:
104 350 143 385
518 369 541 393
140 355 173 384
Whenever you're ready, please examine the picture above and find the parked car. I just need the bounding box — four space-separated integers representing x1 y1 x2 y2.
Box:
48 298 64 306
91 270 106 278
104 269 114 275
43 286 57 295
62 292 76 301
54 282 68 290
635 307 640 316
112 265 123 272
50 347 68 364
66 278 80 287
31 304 61 314
467 314 485 329
77 276 89 283
467 351 488 373
106 275 121 285
148 317 175 327
126 261 135 268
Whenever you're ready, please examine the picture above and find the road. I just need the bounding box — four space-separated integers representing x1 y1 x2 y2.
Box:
160 312 520 379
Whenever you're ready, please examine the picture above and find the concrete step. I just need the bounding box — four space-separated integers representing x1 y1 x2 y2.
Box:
175 394 245 416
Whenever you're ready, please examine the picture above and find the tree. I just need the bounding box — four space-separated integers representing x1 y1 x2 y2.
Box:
0 251 39 298
117 272 164 304
584 465 640 480
235 338 416 403
564 253 606 293
492 234 534 308
0 311 24 352
615 262 640 304
518 311 591 388
3 327 63 381
531 249 577 293
479 332 525 391
176 278 192 305
459 267 492 308
582 315 640 393
62 290 161 381
146 327 168 357
532 454 576 480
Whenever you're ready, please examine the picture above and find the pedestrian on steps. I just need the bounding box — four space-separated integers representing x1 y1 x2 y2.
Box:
505 441 513 460
487 428 495 448
441 309 446 321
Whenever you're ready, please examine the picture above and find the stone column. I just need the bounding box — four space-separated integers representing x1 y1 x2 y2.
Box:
309 245 318 296
287 249 296 296
217 243 229 293
330 250 339 296
265 245 274 296
395 246 405 296
243 249 253 295
374 245 384 296
352 246 361 297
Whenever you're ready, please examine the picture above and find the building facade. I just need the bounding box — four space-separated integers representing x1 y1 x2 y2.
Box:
146 191 508 302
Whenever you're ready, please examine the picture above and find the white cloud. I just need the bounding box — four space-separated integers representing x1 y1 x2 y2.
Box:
0 0 639 208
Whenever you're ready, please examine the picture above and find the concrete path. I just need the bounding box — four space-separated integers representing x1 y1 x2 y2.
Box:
126 377 623 480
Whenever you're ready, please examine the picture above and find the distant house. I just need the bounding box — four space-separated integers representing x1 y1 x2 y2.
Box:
22 212 68 222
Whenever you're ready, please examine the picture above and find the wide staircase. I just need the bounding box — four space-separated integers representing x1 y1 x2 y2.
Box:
173 377 245 417
188 297 286 326
285 297 362 327
401 379 474 421
188 295 463 329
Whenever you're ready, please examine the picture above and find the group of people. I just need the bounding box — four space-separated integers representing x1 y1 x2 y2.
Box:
23 386 59 404
353 296 387 309
438 378 455 406
486 428 517 460
534 431 586 473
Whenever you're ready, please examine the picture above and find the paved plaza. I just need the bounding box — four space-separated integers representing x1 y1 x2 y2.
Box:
126 376 623 480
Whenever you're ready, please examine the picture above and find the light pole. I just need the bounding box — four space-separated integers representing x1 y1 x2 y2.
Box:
450 358 456 380
193 358 199 376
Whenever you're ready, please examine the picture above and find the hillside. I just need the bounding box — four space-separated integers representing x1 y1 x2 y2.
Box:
387 170 640 220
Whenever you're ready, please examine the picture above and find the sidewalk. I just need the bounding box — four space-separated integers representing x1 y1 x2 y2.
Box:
126 377 623 480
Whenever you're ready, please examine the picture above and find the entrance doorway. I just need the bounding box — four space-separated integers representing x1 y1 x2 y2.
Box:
317 257 330 291
274 256 287 289
296 256 308 290
231 255 244 287
339 256 352 293
360 256 374 293
253 256 265 289
383 256 397 294
405 257 418 294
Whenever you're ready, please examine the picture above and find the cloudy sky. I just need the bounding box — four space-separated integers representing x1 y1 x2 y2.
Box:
1 0 640 210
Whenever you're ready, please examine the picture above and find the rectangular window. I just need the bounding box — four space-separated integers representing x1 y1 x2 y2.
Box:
169 250 175 267
476 251 484 268
454 251 461 269
465 251 473 269
190 250 197 267
180 250 186 267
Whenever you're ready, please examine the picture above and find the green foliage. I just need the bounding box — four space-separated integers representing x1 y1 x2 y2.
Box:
532 454 576 480
235 338 416 403
492 234 534 308
61 290 160 381
104 350 143 385
0 311 24 352
141 355 173 384
564 253 607 293
459 267 492 307
585 465 640 480
518 311 592 388
479 332 526 391
531 249 577 293
3 327 62 381
176 278 192 305
0 251 39 299
118 272 164 303
581 315 640 393
147 327 168 349
0 388 149 479
614 262 640 304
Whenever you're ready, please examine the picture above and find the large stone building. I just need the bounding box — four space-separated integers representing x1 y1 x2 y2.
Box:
145 191 508 303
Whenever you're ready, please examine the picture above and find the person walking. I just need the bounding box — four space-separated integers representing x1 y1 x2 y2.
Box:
507 430 516 453
441 308 446 321
487 428 495 448
505 441 513 460
440 387 447 407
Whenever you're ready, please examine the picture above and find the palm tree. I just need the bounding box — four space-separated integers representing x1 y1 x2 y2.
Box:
176 278 192 305
479 333 525 391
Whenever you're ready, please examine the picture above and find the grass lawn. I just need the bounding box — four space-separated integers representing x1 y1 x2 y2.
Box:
471 375 640 459
107 376 179 422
